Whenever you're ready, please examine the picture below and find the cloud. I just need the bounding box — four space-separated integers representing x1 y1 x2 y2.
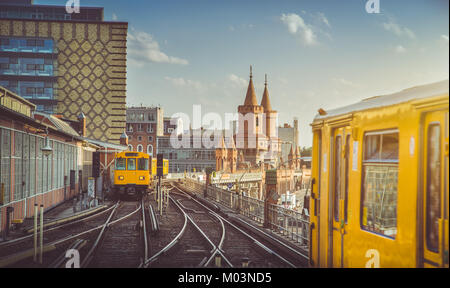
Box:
332 78 362 89
228 74 248 88
441 35 449 44
382 19 416 39
395 45 406 53
128 29 189 66
280 13 318 46
164 77 205 92
317 12 330 28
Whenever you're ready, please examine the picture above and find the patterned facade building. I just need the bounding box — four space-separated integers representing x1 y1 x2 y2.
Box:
0 0 128 144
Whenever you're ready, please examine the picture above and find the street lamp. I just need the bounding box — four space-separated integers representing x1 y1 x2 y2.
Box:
41 128 53 157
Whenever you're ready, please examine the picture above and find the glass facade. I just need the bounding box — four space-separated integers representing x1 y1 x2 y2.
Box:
157 136 216 173
0 36 57 113
0 3 103 22
0 127 78 206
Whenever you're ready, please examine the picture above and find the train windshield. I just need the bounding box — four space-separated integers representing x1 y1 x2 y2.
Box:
138 158 149 171
115 158 126 170
127 158 136 170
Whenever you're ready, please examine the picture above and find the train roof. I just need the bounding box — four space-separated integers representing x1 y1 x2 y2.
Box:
314 80 449 121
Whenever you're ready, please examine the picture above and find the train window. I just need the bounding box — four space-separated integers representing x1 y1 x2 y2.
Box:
115 158 126 170
361 130 399 238
127 158 136 170
426 124 441 252
364 131 399 162
138 158 149 171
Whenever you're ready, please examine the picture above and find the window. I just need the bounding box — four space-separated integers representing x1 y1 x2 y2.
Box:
361 130 399 238
138 136 142 142
115 158 126 170
127 124 133 132
147 145 153 156
1 129 11 204
0 38 10 46
138 124 143 131
0 63 9 69
426 124 441 252
9 58 18 64
138 158 149 171
148 136 153 142
127 158 136 170
128 144 133 151
137 144 143 152
26 87 35 95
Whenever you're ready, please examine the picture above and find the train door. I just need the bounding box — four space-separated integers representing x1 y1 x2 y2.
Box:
421 111 449 268
310 130 322 267
330 127 351 267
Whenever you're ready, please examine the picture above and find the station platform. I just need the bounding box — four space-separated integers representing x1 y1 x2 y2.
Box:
0 197 109 242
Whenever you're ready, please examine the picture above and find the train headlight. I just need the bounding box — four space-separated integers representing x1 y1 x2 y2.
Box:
118 176 124 180
139 176 145 181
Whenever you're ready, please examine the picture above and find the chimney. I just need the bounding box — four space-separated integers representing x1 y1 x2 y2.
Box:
77 112 86 137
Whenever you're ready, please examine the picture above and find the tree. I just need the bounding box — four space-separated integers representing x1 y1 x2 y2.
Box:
300 146 312 157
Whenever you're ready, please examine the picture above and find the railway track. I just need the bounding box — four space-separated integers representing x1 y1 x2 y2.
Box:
0 203 118 268
143 184 301 268
80 200 144 268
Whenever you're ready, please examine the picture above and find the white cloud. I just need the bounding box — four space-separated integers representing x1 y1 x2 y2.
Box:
382 19 416 39
128 29 189 66
164 77 205 92
441 35 449 44
332 78 362 89
395 45 406 53
280 13 318 46
228 74 248 88
229 25 235 32
317 12 330 28
112 13 118 21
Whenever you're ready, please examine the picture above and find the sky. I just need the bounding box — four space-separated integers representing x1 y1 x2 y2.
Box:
37 0 449 147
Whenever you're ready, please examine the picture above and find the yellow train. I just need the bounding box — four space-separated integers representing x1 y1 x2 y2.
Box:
113 151 169 197
309 80 448 268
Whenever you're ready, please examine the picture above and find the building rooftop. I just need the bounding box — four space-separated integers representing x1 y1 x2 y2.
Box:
0 0 105 22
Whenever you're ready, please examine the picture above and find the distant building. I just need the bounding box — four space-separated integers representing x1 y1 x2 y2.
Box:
0 0 128 144
126 106 164 156
217 67 281 172
157 129 216 173
278 118 299 164
164 116 183 136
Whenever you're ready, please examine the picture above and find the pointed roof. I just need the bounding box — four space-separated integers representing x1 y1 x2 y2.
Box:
218 135 227 150
244 65 258 106
295 146 300 156
289 144 294 156
261 74 272 111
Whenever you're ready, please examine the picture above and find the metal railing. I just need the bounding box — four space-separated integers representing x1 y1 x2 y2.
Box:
178 177 309 249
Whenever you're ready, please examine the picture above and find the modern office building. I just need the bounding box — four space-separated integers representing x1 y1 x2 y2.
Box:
157 130 217 173
0 0 128 144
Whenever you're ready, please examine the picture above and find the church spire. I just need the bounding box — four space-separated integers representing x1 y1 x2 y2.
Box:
244 65 258 106
261 73 272 111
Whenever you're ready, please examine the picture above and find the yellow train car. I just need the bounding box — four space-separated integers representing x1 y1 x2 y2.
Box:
309 80 448 268
150 158 169 177
114 151 150 197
